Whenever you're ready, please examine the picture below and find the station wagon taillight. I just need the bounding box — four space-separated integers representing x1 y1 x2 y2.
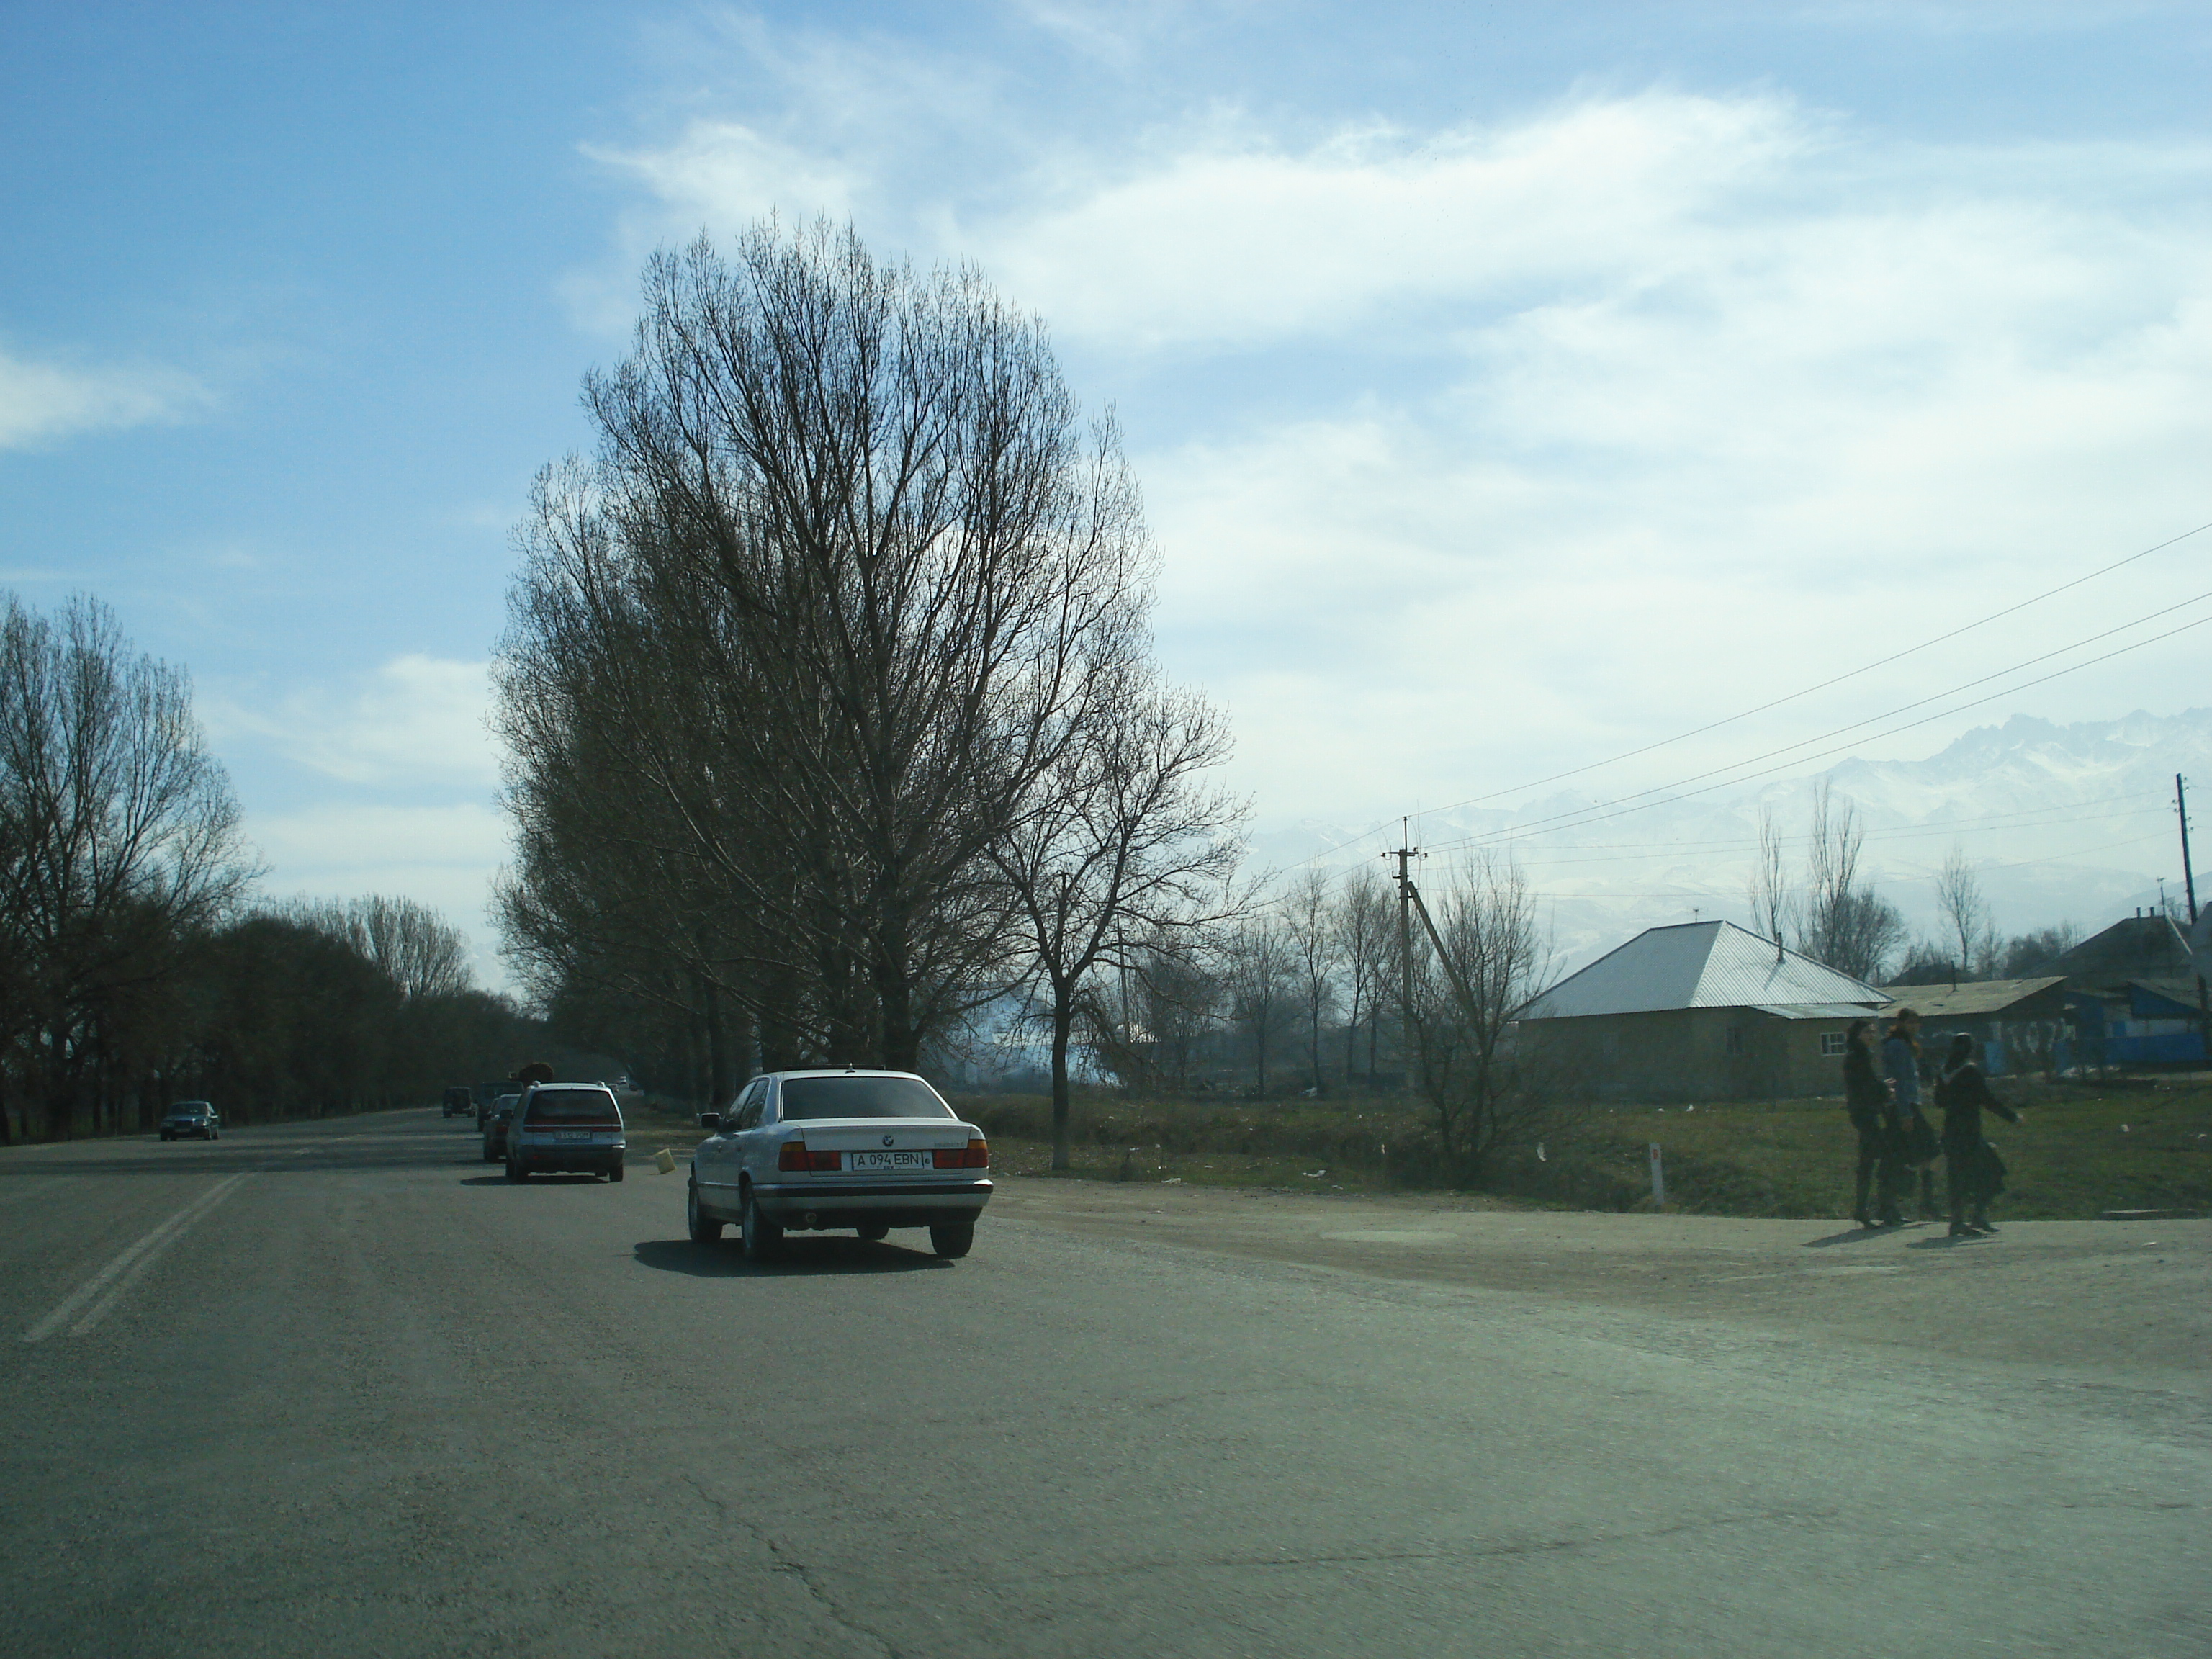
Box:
932 1138 989 1170
778 1141 841 1172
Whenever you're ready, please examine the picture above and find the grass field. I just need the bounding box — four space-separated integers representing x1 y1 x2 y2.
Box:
950 1079 2212 1222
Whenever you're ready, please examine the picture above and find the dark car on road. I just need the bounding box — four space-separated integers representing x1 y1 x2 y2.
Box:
160 1102 222 1141
441 1086 473 1118
480 1094 521 1161
504 1084 626 1182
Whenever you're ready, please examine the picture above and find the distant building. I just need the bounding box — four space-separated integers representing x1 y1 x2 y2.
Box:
1518 920 1887 1102
1874 977 2069 1077
2049 911 2206 1069
2051 911 2195 987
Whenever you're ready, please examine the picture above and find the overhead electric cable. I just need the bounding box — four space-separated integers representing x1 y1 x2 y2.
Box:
1305 516 2212 867
1426 607 2212 855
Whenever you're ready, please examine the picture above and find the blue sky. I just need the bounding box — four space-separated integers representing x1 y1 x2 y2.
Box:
5 2 2210 980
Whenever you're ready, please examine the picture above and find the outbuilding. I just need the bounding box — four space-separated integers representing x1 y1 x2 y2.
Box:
1518 920 1887 1102
1873 977 2069 1077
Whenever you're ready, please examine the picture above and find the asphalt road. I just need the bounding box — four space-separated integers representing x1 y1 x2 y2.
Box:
2 1110 2203 1658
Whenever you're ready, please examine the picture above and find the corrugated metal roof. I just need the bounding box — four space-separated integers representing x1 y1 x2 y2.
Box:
1748 1002 1885 1020
1523 920 1887 1020
1872 976 2066 1018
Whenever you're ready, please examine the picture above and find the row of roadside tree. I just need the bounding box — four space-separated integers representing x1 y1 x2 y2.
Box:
0 593 533 1142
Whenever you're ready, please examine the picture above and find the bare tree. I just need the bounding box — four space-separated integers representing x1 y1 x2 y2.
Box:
989 670 1244 1169
1401 852 1551 1172
341 895 472 1001
1935 842 1995 984
1281 869 1339 1094
1079 932 1222 1097
0 594 256 1136
1797 783 1905 984
1219 911 1296 1095
498 220 1158 1071
1747 804 1789 944
1331 866 1395 1086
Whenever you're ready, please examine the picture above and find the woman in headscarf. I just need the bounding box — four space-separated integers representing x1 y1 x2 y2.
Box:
1936 1033 2021 1237
1841 1018 1902 1228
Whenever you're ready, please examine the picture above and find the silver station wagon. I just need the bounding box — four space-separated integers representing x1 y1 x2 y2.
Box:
505 1083 626 1182
687 1069 992 1260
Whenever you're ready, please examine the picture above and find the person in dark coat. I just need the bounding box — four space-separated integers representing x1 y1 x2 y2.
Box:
1841 1018 1902 1227
1935 1033 2022 1238
1883 1008 1941 1220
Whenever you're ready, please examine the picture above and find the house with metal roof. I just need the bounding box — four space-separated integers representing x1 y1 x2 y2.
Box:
1873 977 2069 1078
1518 920 1888 1102
2046 913 2206 1069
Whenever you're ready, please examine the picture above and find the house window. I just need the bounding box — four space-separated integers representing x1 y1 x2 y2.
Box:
1820 1032 1847 1056
1725 1026 1744 1057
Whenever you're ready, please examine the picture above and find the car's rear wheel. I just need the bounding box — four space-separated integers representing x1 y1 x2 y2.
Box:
855 1223 889 1242
505 1156 527 1182
607 1161 624 1183
929 1220 975 1259
688 1182 723 1244
740 1188 782 1262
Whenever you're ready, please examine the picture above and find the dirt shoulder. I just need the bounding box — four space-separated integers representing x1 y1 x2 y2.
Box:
989 1175 2212 1390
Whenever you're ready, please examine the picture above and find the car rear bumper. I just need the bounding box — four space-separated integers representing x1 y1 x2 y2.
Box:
751 1179 992 1229
513 1143 624 1173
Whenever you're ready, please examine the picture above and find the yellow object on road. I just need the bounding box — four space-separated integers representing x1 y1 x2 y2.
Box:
655 1148 676 1175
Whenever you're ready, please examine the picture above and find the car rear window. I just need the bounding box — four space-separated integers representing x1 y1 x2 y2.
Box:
524 1089 621 1125
778 1076 953 1120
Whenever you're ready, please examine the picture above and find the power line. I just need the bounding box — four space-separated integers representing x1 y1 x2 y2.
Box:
1304 516 2212 868
1425 604 2212 857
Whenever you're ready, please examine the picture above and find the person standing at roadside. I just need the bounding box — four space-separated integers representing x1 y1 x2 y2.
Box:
1936 1033 2021 1238
1883 1008 1936 1221
1841 1018 1902 1228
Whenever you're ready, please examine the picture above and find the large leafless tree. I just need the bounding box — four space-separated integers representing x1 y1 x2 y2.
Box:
498 220 1166 1073
0 595 256 1135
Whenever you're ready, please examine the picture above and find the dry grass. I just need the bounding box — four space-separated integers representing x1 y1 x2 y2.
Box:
953 1080 2212 1220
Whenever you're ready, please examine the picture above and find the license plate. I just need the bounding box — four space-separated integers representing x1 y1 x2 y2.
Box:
557 1130 590 1142
844 1150 928 1173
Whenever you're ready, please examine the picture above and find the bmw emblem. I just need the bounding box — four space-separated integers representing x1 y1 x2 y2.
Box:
881 1134 894 1146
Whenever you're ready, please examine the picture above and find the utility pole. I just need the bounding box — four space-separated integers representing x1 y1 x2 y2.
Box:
1386 818 1419 1097
2178 775 2210 1058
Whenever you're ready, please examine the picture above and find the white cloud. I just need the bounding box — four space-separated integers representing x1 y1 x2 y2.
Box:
590 66 2212 832
0 345 210 449
248 801 511 988
205 656 498 788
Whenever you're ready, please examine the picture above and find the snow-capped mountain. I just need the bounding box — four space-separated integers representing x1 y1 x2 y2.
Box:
1249 709 2212 979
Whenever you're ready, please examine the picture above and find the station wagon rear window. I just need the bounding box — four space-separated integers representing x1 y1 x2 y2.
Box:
524 1089 621 1124
778 1077 953 1120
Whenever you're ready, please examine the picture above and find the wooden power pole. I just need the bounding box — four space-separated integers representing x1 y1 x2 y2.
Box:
1386 819 1419 1096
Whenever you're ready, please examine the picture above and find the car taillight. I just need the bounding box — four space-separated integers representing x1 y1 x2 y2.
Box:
777 1141 840 1172
933 1138 989 1170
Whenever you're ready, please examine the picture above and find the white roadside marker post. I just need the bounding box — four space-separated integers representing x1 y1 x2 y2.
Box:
1649 1143 1666 1210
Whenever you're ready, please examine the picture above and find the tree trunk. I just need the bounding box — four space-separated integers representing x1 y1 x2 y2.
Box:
1050 993 1075 1172
703 976 735 1108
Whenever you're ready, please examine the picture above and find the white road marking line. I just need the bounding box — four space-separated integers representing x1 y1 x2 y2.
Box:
22 1174 248 1343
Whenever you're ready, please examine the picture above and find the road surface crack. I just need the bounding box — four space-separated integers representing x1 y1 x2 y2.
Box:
681 1474 902 1658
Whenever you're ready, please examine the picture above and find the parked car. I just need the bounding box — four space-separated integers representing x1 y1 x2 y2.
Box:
160 1101 222 1141
505 1083 626 1182
686 1070 991 1260
480 1094 521 1161
441 1086 473 1118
